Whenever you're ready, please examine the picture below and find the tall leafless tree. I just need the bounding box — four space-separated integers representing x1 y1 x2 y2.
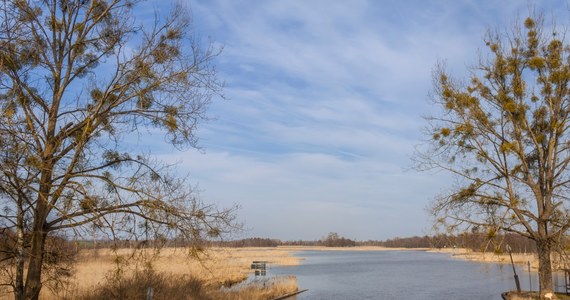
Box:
417 15 570 298
0 1 238 299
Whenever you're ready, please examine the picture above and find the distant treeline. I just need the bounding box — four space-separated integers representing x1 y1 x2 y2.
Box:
358 233 537 253
214 237 281 248
213 232 357 248
2 230 538 254
212 232 537 253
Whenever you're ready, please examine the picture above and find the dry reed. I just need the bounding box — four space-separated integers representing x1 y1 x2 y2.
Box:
33 247 300 300
430 247 570 271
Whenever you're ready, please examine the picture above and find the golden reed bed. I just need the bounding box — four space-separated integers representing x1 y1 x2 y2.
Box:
71 247 301 290
12 247 301 300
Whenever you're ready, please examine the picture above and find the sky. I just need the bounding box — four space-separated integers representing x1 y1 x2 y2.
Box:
142 0 568 241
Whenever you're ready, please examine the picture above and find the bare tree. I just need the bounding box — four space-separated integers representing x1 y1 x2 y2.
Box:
0 1 238 299
417 15 570 297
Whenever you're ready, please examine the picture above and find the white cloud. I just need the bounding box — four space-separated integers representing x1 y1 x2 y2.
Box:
139 0 567 240
157 146 446 240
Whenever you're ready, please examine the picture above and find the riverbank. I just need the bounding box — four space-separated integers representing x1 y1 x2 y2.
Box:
278 245 430 252
429 247 544 270
34 247 300 300
72 247 301 287
279 245 546 271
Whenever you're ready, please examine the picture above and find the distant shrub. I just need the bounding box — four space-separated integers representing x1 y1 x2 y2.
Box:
320 232 356 247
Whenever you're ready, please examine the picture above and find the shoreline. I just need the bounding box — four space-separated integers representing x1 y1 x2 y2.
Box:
428 247 541 270
276 245 430 252
269 246 542 271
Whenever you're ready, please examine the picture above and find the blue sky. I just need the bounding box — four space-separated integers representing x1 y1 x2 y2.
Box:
144 0 567 241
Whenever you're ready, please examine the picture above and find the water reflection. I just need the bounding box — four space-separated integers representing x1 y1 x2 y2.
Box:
269 250 559 300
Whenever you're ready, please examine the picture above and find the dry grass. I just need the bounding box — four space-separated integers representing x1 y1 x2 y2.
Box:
66 270 208 300
73 247 301 288
212 276 298 300
30 247 301 300
429 247 570 271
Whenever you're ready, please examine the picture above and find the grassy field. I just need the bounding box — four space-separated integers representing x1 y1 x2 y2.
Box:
73 247 300 287
32 247 301 300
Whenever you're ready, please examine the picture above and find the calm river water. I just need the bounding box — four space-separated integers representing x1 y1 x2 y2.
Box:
268 250 563 300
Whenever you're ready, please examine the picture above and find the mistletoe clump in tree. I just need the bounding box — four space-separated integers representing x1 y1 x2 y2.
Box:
0 1 238 299
418 15 570 298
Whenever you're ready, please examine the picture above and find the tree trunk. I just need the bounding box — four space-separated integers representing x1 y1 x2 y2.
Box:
536 238 555 298
22 160 54 300
22 224 47 300
14 201 25 300
24 190 49 300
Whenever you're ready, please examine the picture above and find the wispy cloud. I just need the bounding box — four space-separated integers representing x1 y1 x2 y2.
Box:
144 0 566 240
